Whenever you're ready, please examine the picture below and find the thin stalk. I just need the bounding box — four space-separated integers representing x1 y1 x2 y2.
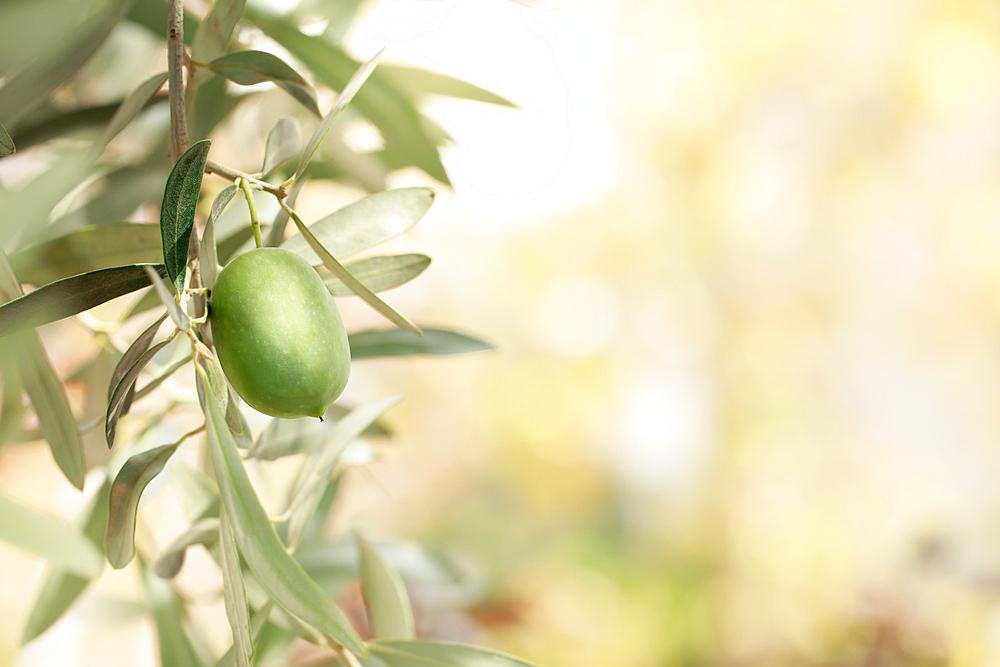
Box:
206 160 285 197
167 0 189 161
239 177 263 249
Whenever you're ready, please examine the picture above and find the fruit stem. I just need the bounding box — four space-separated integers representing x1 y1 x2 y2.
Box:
239 177 263 249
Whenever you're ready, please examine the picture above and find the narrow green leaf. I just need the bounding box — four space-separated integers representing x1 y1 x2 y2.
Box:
202 184 238 290
194 356 229 423
144 265 191 331
288 214 421 335
105 443 179 568
9 224 164 286
0 0 137 127
294 48 382 179
0 490 102 578
154 518 220 579
198 367 367 656
142 561 205 667
108 313 167 403
132 354 192 403
161 140 212 293
265 179 303 248
349 329 493 359
0 250 85 488
246 8 449 184
206 51 321 117
357 534 414 640
324 254 430 296
262 116 301 177
22 481 111 644
282 188 434 264
368 641 541 667
248 403 388 461
191 0 247 64
0 264 168 339
105 338 173 449
286 396 402 546
0 123 14 156
98 71 169 149
379 65 516 107
219 505 253 667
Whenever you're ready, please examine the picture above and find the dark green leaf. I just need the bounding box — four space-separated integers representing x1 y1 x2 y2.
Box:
206 51 321 117
191 0 247 64
282 187 434 264
324 253 430 296
261 116 301 177
22 481 110 644
197 367 367 656
9 224 164 286
154 518 220 579
379 65 516 107
105 338 173 448
349 329 493 359
105 443 180 568
219 506 253 667
161 140 211 293
0 122 13 155
0 490 102 578
108 313 168 403
357 533 414 640
0 264 168 339
98 71 169 149
368 641 541 667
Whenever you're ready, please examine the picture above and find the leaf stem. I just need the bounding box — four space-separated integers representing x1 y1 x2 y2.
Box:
205 159 286 197
167 0 189 161
239 178 263 249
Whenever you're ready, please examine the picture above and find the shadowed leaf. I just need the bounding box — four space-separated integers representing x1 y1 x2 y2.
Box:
207 51 321 117
98 71 168 149
161 140 211 293
154 518 220 579
262 116 301 177
191 0 246 64
105 338 173 448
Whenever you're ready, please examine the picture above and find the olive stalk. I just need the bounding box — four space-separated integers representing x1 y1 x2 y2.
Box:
239 177 263 249
167 0 189 161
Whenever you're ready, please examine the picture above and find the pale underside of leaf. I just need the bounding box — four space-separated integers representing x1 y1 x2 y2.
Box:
357 533 414 640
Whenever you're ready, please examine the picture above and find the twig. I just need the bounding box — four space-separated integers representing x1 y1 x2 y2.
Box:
205 159 286 197
167 0 190 160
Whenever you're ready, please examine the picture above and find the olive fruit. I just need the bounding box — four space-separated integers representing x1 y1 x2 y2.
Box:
209 247 350 419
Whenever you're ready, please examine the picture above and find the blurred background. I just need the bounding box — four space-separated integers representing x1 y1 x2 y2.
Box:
6 0 1000 665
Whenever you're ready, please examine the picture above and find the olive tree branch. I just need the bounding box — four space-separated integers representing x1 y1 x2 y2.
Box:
167 0 189 161
205 159 286 197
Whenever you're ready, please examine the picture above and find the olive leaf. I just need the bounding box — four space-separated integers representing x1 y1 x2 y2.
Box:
202 184 238 290
191 0 246 65
349 328 493 359
261 116 301 177
0 264 168 338
357 533 415 640
197 365 367 656
105 443 180 568
133 354 193 403
170 461 220 523
379 64 516 107
206 51 321 118
219 505 253 667
154 518 220 579
98 71 168 150
108 312 167 404
161 140 211 293
9 224 164 286
292 46 382 179
0 122 14 156
365 641 542 667
105 338 174 448
22 481 110 644
282 187 435 264
144 265 191 331
141 561 206 667
265 179 303 247
0 490 103 579
323 253 430 296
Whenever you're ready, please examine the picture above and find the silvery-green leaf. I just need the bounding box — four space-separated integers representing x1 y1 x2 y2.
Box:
161 140 211 293
367 641 541 667
357 533 414 640
0 490 102 578
282 188 433 264
261 116 301 177
349 329 493 359
206 51 320 117
219 505 253 667
154 518 221 579
324 254 430 296
144 265 190 331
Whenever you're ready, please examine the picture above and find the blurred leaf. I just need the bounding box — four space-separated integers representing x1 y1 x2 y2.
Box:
324 253 430 297
297 473 343 550
206 51 321 118
248 416 324 461
349 329 493 359
282 188 434 264
162 140 211 293
287 212 421 334
50 162 170 236
22 481 111 644
10 224 164 286
155 518 220 579
105 338 173 449
0 352 25 447
0 490 102 578
98 71 169 149
219 505 253 667
132 354 191 403
246 8 449 183
0 147 94 245
191 0 246 64
380 65 515 107
142 562 206 667
198 367 367 656
0 0 137 126
106 443 179 568
0 264 168 339
144 264 190 331
171 461 220 523
357 533 414 640
286 396 402 546
294 47 383 178
7 98 165 152
367 641 540 667
0 250 85 488
0 122 13 155
261 116 301 177
191 74 243 144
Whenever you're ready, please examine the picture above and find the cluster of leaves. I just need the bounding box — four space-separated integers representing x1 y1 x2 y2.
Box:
0 0 537 665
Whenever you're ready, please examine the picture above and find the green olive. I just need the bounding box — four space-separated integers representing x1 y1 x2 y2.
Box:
209 247 350 418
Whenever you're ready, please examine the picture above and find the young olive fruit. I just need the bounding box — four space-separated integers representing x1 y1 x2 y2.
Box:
209 247 350 419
